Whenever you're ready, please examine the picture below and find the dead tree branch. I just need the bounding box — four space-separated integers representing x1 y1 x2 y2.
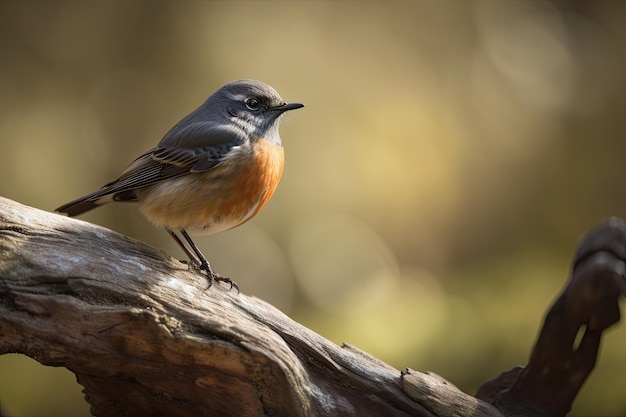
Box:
0 196 623 416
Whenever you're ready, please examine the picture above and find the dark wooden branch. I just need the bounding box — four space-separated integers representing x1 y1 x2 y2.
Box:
0 196 624 416
476 218 626 416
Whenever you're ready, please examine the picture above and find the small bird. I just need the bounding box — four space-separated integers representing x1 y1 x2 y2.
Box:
56 79 304 290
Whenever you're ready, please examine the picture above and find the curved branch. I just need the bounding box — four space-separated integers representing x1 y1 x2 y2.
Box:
0 196 485 417
1 196 623 417
477 218 626 416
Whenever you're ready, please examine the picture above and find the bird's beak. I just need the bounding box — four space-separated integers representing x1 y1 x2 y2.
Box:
274 102 304 112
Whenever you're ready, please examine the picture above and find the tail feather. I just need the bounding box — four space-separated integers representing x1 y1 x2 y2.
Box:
57 187 140 216
56 188 115 216
57 186 139 217
55 198 102 217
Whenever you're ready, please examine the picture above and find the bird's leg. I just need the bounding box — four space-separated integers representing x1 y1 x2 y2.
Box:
170 229 238 292
167 229 200 268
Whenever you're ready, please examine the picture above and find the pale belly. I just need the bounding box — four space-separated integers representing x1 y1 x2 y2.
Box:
137 140 284 235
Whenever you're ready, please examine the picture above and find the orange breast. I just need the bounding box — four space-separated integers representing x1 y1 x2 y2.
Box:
210 139 285 228
139 138 285 234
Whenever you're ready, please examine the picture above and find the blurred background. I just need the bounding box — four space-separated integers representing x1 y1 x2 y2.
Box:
1 1 625 416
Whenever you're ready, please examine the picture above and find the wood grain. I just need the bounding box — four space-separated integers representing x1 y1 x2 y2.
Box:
1 196 623 417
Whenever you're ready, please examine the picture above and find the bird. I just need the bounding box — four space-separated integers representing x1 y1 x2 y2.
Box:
56 79 304 291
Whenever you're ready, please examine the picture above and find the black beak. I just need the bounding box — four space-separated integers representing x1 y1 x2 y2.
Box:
273 102 304 112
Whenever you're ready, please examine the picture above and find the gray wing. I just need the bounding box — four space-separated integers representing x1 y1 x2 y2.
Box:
56 122 246 216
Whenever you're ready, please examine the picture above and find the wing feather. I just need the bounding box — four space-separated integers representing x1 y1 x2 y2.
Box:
56 123 247 216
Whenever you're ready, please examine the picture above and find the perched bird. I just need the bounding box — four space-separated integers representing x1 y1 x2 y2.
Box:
56 79 304 290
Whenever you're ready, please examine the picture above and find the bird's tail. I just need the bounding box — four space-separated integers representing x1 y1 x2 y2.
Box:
55 189 116 217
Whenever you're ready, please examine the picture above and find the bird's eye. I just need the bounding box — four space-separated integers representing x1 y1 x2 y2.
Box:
245 98 260 110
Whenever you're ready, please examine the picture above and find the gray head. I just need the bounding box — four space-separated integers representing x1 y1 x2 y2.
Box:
159 80 303 148
205 79 303 140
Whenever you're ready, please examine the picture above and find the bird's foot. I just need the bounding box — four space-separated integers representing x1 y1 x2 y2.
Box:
182 259 239 292
194 261 239 293
209 273 240 293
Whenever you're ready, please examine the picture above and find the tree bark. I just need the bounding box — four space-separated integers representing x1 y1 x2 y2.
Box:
0 196 623 416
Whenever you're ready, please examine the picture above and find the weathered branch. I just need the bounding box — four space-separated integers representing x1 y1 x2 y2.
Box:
476 218 626 416
0 196 624 416
0 197 501 417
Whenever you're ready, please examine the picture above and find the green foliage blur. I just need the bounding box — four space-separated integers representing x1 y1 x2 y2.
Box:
1 1 626 416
